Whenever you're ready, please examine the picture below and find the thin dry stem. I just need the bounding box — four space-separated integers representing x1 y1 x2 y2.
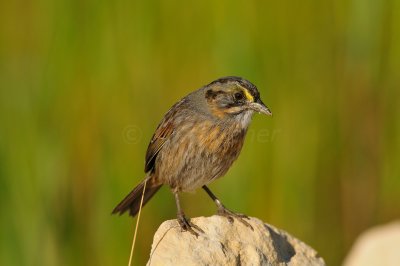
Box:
128 180 147 266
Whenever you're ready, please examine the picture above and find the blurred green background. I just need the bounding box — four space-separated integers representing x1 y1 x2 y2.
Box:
1 0 399 265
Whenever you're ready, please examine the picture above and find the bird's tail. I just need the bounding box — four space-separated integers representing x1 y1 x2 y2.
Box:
112 177 162 217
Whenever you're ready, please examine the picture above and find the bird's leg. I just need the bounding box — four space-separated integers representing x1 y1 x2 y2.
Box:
174 192 203 236
202 185 253 230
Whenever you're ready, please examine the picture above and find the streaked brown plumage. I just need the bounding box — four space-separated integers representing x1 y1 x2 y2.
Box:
113 76 271 235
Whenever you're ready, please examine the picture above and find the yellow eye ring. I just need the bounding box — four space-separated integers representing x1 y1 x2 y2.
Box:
242 88 254 102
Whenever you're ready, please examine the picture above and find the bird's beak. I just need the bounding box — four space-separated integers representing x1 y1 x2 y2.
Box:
249 99 272 116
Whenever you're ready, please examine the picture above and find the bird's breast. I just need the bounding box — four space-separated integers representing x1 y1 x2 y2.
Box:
155 119 248 192
196 121 246 158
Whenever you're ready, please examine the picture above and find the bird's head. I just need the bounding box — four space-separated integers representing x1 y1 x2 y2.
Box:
204 76 272 122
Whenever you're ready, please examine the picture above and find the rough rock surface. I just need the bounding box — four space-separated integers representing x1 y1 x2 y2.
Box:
147 215 325 266
343 221 400 266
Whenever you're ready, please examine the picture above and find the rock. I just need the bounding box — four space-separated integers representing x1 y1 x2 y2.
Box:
147 215 325 266
343 221 400 266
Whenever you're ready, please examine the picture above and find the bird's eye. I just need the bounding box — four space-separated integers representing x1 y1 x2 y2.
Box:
234 92 244 101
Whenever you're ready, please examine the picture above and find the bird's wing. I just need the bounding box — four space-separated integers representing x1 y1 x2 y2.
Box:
144 99 188 173
144 120 174 173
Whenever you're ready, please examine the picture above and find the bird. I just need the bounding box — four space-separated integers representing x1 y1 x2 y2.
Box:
112 76 272 235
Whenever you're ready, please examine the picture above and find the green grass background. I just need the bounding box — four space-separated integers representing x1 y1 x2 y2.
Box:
1 0 399 265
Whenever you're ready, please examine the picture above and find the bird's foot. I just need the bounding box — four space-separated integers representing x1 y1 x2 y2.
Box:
217 206 254 230
177 213 204 237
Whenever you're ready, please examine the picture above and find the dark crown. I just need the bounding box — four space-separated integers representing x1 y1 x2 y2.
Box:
208 76 260 100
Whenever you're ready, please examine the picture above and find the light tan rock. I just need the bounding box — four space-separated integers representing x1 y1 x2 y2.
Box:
343 221 400 266
147 215 325 266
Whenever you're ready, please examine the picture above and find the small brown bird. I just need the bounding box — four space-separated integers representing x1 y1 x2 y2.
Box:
113 76 271 235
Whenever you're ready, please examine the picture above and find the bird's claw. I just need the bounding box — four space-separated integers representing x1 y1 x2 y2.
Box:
217 206 254 230
177 214 204 237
